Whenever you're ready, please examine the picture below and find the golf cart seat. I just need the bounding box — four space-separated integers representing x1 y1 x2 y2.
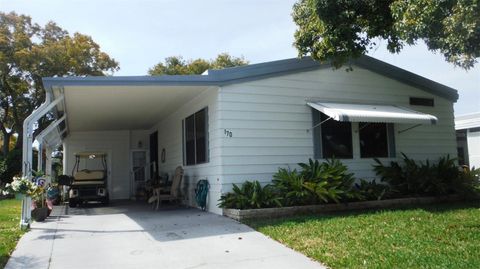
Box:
74 170 105 181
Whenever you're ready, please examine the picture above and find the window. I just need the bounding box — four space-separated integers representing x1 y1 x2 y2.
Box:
410 97 434 107
320 113 353 159
183 108 208 165
359 123 390 158
312 109 395 159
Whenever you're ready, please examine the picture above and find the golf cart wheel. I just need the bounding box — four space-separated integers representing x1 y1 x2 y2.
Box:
101 196 109 206
69 200 77 208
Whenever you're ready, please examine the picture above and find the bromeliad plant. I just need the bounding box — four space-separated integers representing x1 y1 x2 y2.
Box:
218 180 282 209
219 155 480 210
272 168 315 206
354 179 391 201
455 166 480 197
299 158 360 203
220 158 361 209
373 154 480 197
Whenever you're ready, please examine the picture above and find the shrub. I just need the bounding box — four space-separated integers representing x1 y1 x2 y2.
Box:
218 180 282 209
220 155 479 210
454 166 480 197
374 154 478 196
354 179 391 201
300 158 360 203
272 168 315 206
220 158 361 209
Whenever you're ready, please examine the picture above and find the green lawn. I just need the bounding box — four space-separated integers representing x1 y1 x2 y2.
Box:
0 199 24 268
250 201 480 269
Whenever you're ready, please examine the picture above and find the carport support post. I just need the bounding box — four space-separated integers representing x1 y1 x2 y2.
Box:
45 147 53 177
37 142 43 174
21 94 64 229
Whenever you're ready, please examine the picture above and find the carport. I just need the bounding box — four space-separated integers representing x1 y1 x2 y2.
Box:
22 75 218 227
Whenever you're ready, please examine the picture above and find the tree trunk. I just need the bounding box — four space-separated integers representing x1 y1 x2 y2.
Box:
15 130 22 150
1 130 10 156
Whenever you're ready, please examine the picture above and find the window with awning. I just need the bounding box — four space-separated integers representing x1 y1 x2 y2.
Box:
309 102 437 159
307 102 438 125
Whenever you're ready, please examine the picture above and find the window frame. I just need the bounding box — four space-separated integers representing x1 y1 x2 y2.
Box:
312 110 354 159
182 107 209 166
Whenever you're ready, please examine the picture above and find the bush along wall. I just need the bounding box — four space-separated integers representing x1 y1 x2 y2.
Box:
218 156 480 210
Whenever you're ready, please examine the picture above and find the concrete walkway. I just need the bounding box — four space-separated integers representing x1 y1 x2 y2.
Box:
6 203 325 269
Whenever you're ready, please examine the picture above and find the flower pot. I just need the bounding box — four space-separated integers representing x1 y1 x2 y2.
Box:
15 193 25 200
31 207 48 222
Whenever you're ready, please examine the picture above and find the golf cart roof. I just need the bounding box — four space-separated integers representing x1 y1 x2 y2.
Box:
74 152 107 158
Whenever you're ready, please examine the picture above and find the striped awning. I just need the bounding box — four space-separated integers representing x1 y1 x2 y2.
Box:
307 102 438 124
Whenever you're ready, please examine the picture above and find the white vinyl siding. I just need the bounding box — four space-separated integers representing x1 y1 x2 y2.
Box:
151 87 222 214
217 66 456 188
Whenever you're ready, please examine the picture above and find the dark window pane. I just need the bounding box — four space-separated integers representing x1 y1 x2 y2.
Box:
321 113 353 158
359 123 388 158
185 114 195 165
195 108 207 163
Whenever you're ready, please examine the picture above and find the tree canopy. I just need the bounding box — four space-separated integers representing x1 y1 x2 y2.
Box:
148 53 248 75
292 0 480 69
0 12 119 157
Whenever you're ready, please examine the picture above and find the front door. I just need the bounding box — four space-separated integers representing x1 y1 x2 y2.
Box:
131 150 148 199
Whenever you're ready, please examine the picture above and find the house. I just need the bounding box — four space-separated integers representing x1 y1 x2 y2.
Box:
24 56 458 215
455 113 480 168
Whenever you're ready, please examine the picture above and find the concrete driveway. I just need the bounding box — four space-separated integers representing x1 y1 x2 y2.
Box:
6 202 325 269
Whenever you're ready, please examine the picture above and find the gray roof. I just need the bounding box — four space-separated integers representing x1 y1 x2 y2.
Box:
43 55 459 102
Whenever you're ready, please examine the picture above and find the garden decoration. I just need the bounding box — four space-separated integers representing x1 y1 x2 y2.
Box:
1 176 41 228
2 176 38 199
30 176 51 221
195 179 210 211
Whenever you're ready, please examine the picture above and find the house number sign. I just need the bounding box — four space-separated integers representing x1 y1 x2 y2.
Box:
224 129 233 138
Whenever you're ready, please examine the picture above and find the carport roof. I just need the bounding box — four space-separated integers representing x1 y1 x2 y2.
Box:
43 55 459 102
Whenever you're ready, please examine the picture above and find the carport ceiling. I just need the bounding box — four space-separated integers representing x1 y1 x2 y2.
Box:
63 85 212 131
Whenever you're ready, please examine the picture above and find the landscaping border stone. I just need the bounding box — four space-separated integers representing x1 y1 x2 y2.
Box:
222 195 463 221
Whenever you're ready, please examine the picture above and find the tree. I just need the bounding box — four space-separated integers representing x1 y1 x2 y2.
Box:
0 12 119 158
292 0 480 69
148 53 248 75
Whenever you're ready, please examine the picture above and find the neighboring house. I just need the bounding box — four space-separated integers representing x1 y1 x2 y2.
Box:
455 113 480 168
25 56 458 214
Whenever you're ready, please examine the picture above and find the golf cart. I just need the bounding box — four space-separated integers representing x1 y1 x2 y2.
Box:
68 152 109 207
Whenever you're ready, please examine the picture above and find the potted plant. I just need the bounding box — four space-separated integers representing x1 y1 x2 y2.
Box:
1 176 37 199
31 187 49 222
1 176 49 222
31 174 52 221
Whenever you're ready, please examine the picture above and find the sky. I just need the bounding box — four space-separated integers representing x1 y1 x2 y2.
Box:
1 0 479 116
